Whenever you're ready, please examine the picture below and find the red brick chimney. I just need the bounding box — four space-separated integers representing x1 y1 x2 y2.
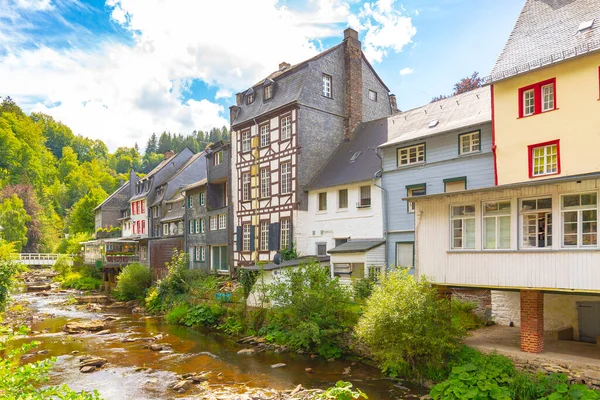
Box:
343 27 363 141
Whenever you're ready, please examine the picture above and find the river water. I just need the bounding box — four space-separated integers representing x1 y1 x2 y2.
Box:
13 291 425 399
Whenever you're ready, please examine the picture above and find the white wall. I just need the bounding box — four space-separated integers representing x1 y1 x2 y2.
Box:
302 181 384 257
415 178 600 291
492 291 600 340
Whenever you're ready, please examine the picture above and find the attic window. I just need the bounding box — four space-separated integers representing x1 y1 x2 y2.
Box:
428 120 439 128
578 19 594 32
246 88 254 105
350 151 361 163
264 84 273 100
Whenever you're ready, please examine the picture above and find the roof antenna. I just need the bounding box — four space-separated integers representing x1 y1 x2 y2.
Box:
439 104 443 109
476 94 480 99
456 100 459 105
424 109 427 114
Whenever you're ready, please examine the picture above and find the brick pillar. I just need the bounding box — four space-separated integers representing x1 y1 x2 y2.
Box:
520 290 544 353
343 28 363 140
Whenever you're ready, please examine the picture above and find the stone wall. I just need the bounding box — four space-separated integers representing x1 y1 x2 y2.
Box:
452 288 492 319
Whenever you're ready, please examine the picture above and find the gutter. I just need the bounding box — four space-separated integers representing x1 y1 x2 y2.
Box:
373 147 388 268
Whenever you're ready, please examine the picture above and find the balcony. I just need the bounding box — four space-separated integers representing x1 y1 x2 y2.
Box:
94 228 122 239
105 253 139 265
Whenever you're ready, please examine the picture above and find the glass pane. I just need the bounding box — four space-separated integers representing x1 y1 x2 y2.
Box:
483 217 496 249
583 210 597 222
464 205 475 215
522 200 537 210
538 198 552 209
582 222 596 234
563 211 578 223
563 223 577 234
563 195 580 208
499 216 511 249
465 219 475 249
582 193 597 206
564 234 577 246
583 233 597 246
451 206 464 217
484 202 498 214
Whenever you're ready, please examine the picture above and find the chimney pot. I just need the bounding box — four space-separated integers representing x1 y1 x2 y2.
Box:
389 94 400 114
279 62 290 71
344 28 359 40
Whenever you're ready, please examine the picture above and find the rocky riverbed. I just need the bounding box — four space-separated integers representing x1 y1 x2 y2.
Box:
4 270 425 399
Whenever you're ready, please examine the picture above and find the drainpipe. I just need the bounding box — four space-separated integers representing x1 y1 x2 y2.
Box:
373 147 388 268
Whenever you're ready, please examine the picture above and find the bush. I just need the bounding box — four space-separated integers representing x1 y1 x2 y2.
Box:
319 381 368 400
182 303 225 327
0 241 17 312
451 299 485 331
113 263 152 301
61 273 102 291
355 270 464 378
0 326 102 399
52 254 72 280
352 278 375 301
165 303 190 325
263 261 354 358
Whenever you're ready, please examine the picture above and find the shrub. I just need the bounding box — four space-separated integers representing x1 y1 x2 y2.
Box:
352 278 375 301
451 299 485 331
52 254 72 280
165 303 190 325
319 381 368 400
0 241 17 312
355 270 464 378
61 273 102 291
264 261 354 358
182 303 225 327
113 263 152 301
219 316 244 336
0 326 102 399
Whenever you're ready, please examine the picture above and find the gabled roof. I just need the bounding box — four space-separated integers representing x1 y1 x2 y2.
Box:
489 0 600 82
149 152 206 207
182 178 208 192
328 239 385 254
240 256 330 271
307 117 389 190
94 181 130 211
380 86 491 148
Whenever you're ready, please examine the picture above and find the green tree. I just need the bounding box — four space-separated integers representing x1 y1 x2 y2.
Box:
0 195 31 252
145 133 158 154
355 270 465 378
68 188 107 234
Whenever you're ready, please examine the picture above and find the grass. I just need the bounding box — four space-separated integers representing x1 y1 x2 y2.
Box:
61 272 102 291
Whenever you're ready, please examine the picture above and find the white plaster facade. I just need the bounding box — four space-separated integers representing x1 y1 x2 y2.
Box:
301 181 384 257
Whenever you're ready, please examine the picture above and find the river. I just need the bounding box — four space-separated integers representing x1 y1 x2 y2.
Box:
12 290 426 399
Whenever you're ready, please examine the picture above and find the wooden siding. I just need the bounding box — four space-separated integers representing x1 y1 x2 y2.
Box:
382 122 494 264
366 244 385 267
415 178 600 292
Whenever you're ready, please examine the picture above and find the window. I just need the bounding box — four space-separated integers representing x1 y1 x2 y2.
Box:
187 195 193 208
280 219 291 249
407 184 426 213
335 238 348 247
195 246 205 262
260 168 270 198
338 189 348 209
322 74 332 98
459 131 481 155
193 219 199 234
450 205 476 249
444 177 467 193
246 93 254 104
199 192 205 206
529 140 559 178
153 207 159 217
561 193 597 248
218 214 226 230
241 130 251 152
317 243 327 256
260 124 270 147
318 192 327 211
280 115 291 141
521 197 552 248
141 220 145 234
359 185 371 207
242 224 251 252
397 143 425 166
264 84 272 100
518 78 556 117
396 242 414 267
200 219 205 233
368 90 377 101
210 215 218 231
141 200 145 212
260 221 269 251
242 173 251 201
483 201 511 249
212 246 228 272
213 150 223 166
188 220 194 234
163 224 169 236
281 163 292 194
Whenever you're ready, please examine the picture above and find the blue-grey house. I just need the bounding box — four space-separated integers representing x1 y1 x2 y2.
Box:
379 86 494 269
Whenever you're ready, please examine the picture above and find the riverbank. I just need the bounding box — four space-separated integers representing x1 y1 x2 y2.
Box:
4 270 425 399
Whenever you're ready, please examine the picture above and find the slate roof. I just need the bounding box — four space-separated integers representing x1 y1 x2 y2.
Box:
328 239 385 254
307 117 389 190
380 86 491 148
489 0 600 82
240 256 330 271
149 152 206 207
94 181 130 211
182 178 208 192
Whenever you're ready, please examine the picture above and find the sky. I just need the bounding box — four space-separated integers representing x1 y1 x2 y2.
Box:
0 0 524 151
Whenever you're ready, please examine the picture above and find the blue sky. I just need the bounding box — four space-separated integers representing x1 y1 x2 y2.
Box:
0 0 524 150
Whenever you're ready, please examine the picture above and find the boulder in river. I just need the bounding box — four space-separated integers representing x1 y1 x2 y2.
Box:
237 348 255 355
271 363 286 369
80 365 96 373
96 329 111 335
150 343 163 351
169 380 191 393
79 357 107 368
64 320 105 334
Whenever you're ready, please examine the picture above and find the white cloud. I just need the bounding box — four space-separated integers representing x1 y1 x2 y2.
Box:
14 0 53 11
0 0 416 150
399 67 413 75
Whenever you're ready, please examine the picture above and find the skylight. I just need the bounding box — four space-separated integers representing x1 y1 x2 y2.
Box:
350 151 361 163
578 19 594 32
428 120 439 128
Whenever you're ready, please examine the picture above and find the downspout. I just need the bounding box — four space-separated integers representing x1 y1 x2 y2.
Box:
373 147 388 268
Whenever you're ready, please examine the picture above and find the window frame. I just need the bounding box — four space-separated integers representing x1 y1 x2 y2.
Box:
368 89 377 102
218 214 226 230
458 130 481 155
280 162 292 195
450 204 476 250
199 192 205 206
316 242 327 256
359 185 371 208
280 219 291 249
246 92 254 105
210 215 218 231
444 177 467 193
560 192 598 249
280 114 292 141
397 143 426 167
518 78 557 117
338 188 348 209
213 150 223 166
259 123 270 148
322 73 332 98
264 84 273 100
187 195 193 208
242 172 251 201
395 241 415 268
242 224 251 252
241 130 251 153
318 192 327 211
519 197 553 249
259 220 269 251
528 139 560 178
260 167 271 198
406 184 426 213
482 200 512 250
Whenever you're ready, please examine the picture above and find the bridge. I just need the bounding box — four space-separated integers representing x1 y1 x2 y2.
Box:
16 253 72 266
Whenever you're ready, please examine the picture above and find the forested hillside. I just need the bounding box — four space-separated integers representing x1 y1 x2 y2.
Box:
0 96 229 253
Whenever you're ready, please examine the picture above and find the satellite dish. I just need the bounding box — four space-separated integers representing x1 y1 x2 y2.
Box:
273 252 282 265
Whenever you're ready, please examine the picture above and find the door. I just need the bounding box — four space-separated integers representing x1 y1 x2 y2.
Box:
577 302 600 343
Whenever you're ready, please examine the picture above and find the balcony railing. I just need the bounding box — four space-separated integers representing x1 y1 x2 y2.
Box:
105 254 139 264
94 230 122 239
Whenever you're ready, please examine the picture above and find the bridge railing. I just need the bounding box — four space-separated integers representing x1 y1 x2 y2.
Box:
16 254 73 264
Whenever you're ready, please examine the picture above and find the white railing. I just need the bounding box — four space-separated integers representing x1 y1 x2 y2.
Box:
16 254 72 265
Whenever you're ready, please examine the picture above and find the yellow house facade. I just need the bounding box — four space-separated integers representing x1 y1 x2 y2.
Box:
493 52 600 185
